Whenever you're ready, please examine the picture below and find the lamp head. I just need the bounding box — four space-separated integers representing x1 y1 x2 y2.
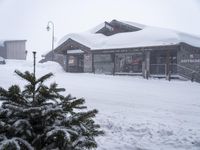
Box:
46 25 50 31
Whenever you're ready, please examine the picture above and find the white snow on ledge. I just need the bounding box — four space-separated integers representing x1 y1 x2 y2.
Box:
67 49 84 54
57 21 200 50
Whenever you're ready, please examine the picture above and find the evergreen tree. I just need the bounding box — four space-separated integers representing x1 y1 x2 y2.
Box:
0 70 103 150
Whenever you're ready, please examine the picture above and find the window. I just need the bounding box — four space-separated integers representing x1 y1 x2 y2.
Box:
116 53 143 73
68 56 76 66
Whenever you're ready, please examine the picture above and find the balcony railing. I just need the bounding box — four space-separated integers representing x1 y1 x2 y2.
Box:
150 63 200 82
150 64 177 75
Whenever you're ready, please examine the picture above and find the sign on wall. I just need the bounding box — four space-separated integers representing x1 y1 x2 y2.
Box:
181 59 200 63
68 56 75 65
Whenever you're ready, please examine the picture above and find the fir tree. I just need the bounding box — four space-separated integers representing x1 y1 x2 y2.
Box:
0 70 103 150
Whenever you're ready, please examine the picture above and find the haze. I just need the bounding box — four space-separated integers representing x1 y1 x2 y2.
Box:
0 0 200 60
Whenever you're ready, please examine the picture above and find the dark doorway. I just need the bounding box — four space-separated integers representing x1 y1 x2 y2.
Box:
67 55 84 72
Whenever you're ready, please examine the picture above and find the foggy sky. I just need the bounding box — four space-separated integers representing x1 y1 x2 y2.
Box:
0 0 200 60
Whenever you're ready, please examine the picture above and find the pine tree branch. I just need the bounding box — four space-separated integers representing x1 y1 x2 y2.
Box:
36 73 54 84
0 87 8 99
15 70 35 85
0 70 103 150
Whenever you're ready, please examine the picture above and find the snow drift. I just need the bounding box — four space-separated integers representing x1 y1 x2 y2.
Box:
0 60 200 149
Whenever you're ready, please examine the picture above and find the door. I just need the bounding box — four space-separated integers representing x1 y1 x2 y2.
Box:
67 55 84 72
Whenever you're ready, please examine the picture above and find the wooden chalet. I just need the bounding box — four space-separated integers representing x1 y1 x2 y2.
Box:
41 20 200 82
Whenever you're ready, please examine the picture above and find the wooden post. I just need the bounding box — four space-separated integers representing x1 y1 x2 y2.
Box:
142 52 145 79
145 69 149 80
146 51 150 79
66 55 69 72
191 72 195 82
113 53 116 75
166 50 170 80
92 54 95 74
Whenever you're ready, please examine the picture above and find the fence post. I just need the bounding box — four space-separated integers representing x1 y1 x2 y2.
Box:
166 71 171 81
191 72 195 82
168 71 171 81
145 69 149 80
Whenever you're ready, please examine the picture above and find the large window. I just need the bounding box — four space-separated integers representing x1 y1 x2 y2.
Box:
115 53 143 73
150 50 177 74
93 54 114 74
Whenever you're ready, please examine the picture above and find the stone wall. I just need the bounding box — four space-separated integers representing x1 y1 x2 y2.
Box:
178 43 200 71
84 54 93 73
177 43 200 81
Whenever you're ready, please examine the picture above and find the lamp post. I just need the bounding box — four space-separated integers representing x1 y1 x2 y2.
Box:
33 51 36 78
46 21 55 61
32 51 36 102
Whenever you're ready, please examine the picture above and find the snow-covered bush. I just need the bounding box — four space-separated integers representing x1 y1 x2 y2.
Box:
0 70 103 150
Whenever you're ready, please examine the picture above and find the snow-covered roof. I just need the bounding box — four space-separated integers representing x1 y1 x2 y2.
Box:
118 20 146 30
88 23 105 34
0 40 5 47
57 20 200 50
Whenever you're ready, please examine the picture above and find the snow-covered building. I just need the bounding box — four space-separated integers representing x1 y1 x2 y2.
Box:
0 40 27 60
42 20 200 82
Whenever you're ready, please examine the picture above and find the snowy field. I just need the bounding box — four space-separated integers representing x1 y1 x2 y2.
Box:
0 60 200 150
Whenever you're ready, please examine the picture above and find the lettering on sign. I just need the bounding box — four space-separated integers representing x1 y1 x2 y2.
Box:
181 59 200 63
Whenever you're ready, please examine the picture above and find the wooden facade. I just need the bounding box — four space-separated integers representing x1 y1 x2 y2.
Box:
41 20 200 82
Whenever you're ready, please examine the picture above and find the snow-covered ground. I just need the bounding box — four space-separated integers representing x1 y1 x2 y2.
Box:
1 60 200 150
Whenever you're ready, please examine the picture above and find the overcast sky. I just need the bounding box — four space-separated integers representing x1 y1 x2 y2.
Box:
0 0 200 60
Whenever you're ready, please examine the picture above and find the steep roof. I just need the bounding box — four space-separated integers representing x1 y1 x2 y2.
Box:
57 20 200 50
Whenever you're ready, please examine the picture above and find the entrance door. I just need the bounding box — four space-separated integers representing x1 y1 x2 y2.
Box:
67 55 84 72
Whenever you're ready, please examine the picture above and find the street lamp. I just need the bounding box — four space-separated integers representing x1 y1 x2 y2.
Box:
46 21 55 61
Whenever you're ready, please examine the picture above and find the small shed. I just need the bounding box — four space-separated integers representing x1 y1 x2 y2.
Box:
0 40 27 60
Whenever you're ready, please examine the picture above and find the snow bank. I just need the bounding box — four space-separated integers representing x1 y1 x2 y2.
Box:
0 60 64 89
0 60 200 150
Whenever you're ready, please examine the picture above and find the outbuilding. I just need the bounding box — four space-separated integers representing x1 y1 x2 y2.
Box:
0 40 27 60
